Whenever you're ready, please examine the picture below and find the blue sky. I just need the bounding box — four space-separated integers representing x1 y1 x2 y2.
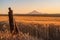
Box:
0 0 60 14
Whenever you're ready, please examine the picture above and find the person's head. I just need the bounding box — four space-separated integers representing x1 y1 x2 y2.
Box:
8 7 11 11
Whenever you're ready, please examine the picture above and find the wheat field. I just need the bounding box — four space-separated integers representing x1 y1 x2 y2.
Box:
0 16 60 40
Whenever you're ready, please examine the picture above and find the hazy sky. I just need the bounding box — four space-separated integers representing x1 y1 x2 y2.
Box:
0 0 60 14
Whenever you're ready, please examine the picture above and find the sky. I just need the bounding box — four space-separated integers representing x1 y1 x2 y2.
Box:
0 0 60 14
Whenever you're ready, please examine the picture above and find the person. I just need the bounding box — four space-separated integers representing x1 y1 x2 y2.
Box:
8 7 18 34
8 7 14 33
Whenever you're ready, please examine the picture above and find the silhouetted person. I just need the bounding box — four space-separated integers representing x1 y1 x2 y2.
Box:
8 7 18 34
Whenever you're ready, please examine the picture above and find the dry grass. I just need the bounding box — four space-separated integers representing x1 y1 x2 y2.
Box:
0 21 60 40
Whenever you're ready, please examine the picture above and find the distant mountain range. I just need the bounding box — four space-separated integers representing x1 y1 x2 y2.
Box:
0 10 60 17
28 10 41 14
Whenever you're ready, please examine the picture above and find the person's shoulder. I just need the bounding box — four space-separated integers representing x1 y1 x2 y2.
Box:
10 9 12 11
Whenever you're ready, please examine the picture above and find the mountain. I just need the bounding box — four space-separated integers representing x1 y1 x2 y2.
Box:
28 10 41 14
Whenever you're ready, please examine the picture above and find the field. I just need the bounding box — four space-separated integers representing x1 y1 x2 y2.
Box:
0 16 60 40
